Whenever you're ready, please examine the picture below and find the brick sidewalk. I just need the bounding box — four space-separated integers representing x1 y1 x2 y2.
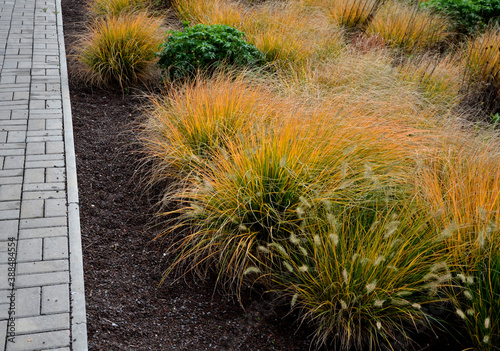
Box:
0 0 87 349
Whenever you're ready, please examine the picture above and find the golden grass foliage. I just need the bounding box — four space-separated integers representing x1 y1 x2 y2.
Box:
416 137 500 255
173 0 245 26
242 3 344 64
86 0 150 17
398 53 463 108
137 0 500 348
463 26 500 101
141 73 279 183
76 12 165 89
319 0 384 28
367 0 450 52
270 207 449 349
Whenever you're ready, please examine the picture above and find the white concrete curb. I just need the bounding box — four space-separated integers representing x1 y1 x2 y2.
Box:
55 0 89 349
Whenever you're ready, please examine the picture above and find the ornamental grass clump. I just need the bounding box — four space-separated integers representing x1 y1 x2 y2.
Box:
267 206 450 350
450 237 500 351
462 26 500 115
76 12 164 89
158 125 334 289
367 0 450 53
320 0 385 29
157 24 265 80
416 138 500 257
141 73 276 184
155 98 417 292
415 134 500 348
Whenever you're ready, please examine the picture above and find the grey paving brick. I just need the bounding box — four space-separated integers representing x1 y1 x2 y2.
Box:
10 110 28 119
15 75 30 84
17 238 42 262
15 287 41 318
17 313 70 334
24 159 64 168
27 119 45 131
19 216 66 229
0 177 23 185
3 155 24 169
13 91 29 100
0 148 24 157
6 330 70 351
0 304 10 321
0 263 15 290
17 259 68 275
15 271 69 288
46 140 63 154
43 236 67 260
45 118 62 130
46 99 61 109
1 124 26 131
0 201 20 211
18 226 67 239
22 190 65 200
45 198 66 217
23 182 65 192
0 209 19 220
41 284 69 314
0 220 18 241
26 153 64 162
26 130 61 137
23 168 45 183
0 184 22 201
20 199 44 218
26 141 45 155
6 131 25 143
0 320 6 344
25 135 62 143
46 167 64 182
28 99 45 109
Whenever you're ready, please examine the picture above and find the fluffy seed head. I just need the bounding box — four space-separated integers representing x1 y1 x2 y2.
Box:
244 267 261 275
284 261 294 272
329 233 339 246
456 309 466 320
366 280 377 294
463 290 473 300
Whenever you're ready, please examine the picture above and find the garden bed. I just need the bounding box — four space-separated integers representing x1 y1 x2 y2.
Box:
61 0 314 349
61 0 500 349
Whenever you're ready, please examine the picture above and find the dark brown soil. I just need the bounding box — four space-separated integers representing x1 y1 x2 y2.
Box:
61 1 313 350
60 1 470 350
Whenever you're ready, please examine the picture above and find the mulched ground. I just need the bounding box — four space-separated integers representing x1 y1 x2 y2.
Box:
61 1 314 350
60 1 469 350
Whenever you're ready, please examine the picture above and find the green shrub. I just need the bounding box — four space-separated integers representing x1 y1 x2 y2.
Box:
157 23 265 80
421 0 500 33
